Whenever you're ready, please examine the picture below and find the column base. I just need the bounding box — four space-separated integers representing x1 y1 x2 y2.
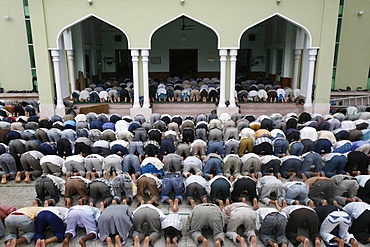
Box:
303 104 314 114
313 103 330 115
39 104 56 118
218 102 227 108
132 103 141 108
130 107 152 121
217 106 239 117
55 107 66 117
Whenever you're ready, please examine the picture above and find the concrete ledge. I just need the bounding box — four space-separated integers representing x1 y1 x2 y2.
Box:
130 107 152 121
313 103 330 115
79 104 109 115
217 106 239 117
0 93 39 103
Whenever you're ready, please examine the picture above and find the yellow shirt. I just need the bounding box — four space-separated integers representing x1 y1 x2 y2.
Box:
12 207 42 220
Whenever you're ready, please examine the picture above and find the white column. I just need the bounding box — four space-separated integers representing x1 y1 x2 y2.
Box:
63 29 76 93
141 49 150 108
66 50 76 93
305 48 318 107
218 49 227 108
131 49 140 108
229 49 237 108
50 49 65 110
292 49 301 90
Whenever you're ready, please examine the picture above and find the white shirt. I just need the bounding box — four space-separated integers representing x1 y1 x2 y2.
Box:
23 150 44 160
64 155 85 164
355 175 370 188
260 155 280 164
185 175 208 189
40 207 68 222
141 157 164 170
341 121 356 131
343 202 370 220
115 120 130 132
223 154 240 163
240 153 260 163
40 155 64 166
110 140 129 149
240 128 255 141
300 127 318 142
46 174 66 195
281 205 315 219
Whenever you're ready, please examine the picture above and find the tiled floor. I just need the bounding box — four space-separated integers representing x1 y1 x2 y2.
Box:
0 179 366 247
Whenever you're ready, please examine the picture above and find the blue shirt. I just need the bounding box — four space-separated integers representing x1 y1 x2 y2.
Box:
141 163 163 178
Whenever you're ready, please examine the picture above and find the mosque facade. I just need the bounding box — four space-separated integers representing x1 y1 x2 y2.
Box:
0 0 369 117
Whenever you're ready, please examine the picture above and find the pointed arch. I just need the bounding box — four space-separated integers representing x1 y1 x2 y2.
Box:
55 13 131 49
237 13 313 49
149 13 221 49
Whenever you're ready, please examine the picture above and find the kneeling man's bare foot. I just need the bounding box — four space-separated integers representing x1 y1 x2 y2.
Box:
62 238 69 247
79 238 87 247
202 238 208 247
106 237 114 247
1 174 7 184
15 171 22 183
143 236 151 247
303 238 310 247
115 235 122 247
65 198 72 208
249 236 257 247
239 237 247 247
134 235 140 247
215 238 222 247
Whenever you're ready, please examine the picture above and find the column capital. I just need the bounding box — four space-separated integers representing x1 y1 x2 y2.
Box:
308 48 318 56
141 49 149 57
294 49 302 55
131 49 139 57
219 49 227 56
229 49 238 56
50 49 60 57
66 50 74 56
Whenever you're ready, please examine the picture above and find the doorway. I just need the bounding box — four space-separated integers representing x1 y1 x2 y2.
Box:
115 49 131 78
84 50 92 84
170 49 198 78
236 49 252 77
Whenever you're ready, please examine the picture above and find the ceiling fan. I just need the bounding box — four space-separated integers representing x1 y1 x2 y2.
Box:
179 16 195 31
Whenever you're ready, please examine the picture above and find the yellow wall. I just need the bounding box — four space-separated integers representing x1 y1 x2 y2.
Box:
25 0 337 105
33 0 327 49
335 0 370 90
29 0 55 105
0 0 32 91
313 0 339 108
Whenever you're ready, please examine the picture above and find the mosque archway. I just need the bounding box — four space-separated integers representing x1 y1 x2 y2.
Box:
150 15 219 80
235 14 316 108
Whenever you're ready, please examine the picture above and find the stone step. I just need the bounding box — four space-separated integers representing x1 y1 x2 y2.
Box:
239 102 303 117
152 102 217 118
74 102 303 119
0 93 39 104
74 102 131 116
